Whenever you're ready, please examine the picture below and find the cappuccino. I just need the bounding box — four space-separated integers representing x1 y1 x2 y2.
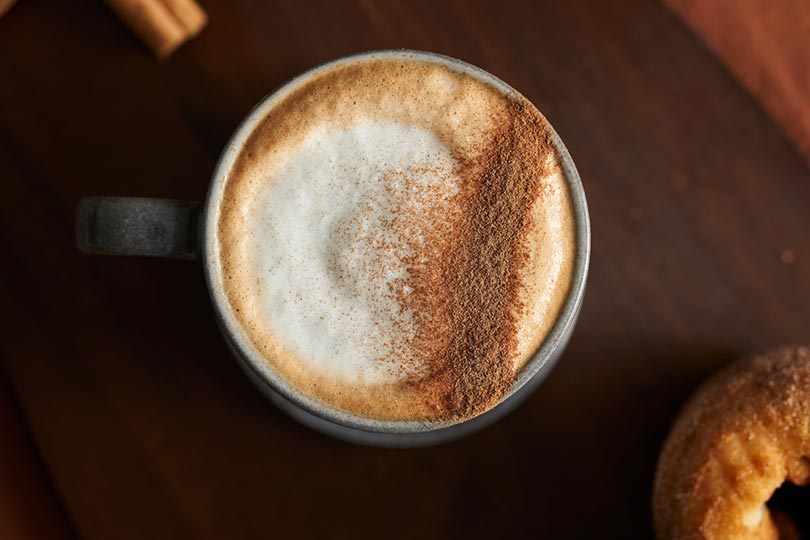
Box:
216 54 575 422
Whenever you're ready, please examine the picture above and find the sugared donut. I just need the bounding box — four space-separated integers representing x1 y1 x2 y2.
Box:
653 346 810 539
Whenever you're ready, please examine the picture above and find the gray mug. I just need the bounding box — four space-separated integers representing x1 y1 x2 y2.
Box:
76 50 591 447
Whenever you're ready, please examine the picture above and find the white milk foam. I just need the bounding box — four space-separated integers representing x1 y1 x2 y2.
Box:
245 120 460 385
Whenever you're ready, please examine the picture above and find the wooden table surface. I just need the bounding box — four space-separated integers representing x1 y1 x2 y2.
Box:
2 1 809 538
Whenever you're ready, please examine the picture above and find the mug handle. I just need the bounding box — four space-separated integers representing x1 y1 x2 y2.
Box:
76 197 201 260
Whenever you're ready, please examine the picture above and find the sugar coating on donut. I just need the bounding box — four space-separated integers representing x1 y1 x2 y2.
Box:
653 346 810 539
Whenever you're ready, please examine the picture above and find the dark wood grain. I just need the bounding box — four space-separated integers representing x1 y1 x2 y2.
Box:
0 368 74 539
1 1 809 538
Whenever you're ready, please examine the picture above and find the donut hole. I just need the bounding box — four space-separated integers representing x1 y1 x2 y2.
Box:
767 481 810 537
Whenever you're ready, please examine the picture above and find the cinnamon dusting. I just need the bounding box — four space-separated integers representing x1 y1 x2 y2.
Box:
401 99 556 421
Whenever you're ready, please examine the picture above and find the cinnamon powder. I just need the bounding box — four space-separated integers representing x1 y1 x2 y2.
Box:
408 98 556 421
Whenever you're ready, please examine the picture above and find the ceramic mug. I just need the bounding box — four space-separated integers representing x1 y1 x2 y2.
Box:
76 50 591 447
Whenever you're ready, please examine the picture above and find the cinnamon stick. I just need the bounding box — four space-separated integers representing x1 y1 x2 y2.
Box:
104 0 207 58
0 0 16 20
162 0 207 36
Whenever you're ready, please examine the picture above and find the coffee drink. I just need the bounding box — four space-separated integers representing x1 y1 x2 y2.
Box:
215 53 576 423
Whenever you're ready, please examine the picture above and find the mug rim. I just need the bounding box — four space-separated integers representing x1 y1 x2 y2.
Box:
201 49 591 434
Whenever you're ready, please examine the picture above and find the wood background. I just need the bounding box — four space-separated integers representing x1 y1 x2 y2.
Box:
1 1 809 538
